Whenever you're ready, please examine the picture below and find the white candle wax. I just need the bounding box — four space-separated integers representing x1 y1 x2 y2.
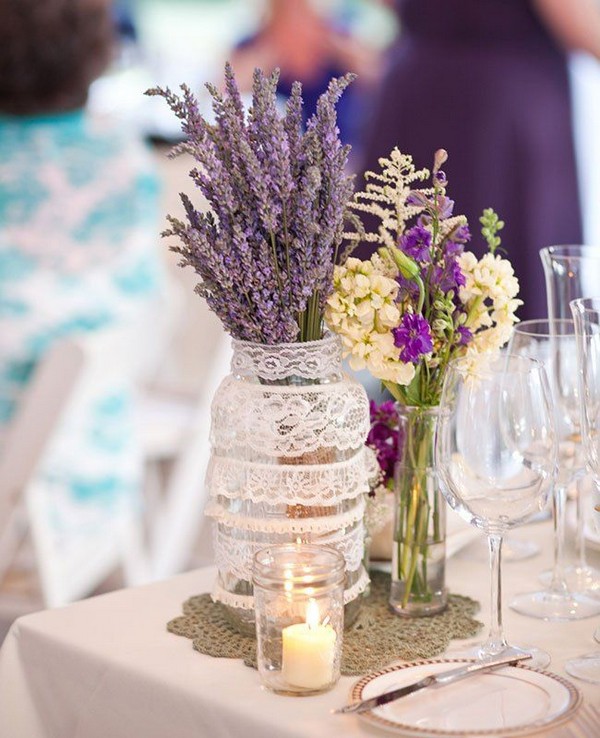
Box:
281 600 337 690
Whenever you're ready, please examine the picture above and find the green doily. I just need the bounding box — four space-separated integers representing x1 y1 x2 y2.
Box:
167 571 483 676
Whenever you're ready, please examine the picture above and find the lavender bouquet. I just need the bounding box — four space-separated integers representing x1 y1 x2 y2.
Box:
146 63 356 343
326 148 522 612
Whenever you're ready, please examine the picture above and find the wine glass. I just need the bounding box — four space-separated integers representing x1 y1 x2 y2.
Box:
436 353 557 667
566 297 600 683
508 319 600 620
541 245 600 594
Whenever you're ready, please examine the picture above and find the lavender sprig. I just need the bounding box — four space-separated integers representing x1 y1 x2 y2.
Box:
146 63 355 344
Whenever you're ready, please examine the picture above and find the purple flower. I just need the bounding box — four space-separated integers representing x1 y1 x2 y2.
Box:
368 400 401 487
393 313 433 364
406 191 427 207
430 257 466 293
442 225 471 258
445 258 466 289
444 240 463 257
370 399 396 425
435 170 447 186
399 225 431 262
395 273 421 301
436 195 454 219
453 224 471 243
456 325 472 345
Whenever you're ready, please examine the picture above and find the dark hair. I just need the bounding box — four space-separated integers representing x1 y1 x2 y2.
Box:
0 0 114 115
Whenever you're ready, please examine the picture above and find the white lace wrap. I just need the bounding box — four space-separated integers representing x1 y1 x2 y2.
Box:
231 335 342 381
207 336 373 610
206 446 377 505
213 519 366 581
210 377 369 458
205 497 366 534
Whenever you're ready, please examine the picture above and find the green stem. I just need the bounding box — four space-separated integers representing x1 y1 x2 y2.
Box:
394 408 444 608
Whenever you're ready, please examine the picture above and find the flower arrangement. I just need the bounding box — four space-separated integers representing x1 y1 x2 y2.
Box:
326 147 521 612
146 63 357 344
325 148 521 406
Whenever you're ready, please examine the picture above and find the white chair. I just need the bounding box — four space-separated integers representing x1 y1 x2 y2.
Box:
140 324 232 578
0 333 150 636
0 341 84 606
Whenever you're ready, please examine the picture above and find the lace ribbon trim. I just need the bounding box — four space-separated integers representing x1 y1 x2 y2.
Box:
213 520 366 579
230 335 342 380
210 377 370 457
211 566 370 610
206 447 377 504
205 497 365 533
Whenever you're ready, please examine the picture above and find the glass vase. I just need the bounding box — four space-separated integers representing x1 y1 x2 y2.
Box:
206 334 372 634
390 405 448 617
540 245 600 595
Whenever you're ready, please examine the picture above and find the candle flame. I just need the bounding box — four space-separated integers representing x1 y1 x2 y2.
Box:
306 598 320 629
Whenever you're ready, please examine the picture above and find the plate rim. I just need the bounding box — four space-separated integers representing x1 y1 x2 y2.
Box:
350 658 582 737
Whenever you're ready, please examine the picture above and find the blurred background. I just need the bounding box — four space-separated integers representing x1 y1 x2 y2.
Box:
2 0 600 639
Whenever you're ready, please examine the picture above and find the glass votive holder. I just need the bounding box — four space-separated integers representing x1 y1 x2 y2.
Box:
253 544 345 696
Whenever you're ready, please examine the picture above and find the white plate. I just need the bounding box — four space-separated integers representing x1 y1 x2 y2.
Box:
350 659 581 737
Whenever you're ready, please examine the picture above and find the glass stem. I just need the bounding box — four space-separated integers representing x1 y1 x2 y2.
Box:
549 484 569 594
575 476 587 569
481 533 508 657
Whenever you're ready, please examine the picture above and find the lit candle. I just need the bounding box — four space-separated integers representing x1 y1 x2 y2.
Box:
281 598 337 690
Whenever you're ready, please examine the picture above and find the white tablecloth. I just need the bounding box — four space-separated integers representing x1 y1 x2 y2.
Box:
1 519 599 738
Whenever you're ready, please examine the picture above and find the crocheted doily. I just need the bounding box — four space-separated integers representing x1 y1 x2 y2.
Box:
167 570 483 676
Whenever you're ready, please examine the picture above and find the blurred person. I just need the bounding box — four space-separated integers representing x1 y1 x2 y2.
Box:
230 0 381 157
0 0 164 568
361 0 600 321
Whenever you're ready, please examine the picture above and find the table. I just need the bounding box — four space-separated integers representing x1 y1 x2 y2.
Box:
1 518 599 738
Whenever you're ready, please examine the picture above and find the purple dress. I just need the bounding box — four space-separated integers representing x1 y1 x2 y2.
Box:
361 0 582 320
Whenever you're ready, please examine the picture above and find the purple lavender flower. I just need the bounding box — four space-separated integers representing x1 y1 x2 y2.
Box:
393 313 433 364
399 225 431 262
145 63 355 344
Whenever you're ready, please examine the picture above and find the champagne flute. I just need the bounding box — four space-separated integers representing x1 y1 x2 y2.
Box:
508 319 600 620
566 297 600 683
436 353 557 667
541 244 600 594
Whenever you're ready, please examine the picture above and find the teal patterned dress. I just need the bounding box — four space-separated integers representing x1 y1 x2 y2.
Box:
0 110 163 552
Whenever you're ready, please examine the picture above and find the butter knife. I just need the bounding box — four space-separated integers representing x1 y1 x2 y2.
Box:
335 652 532 715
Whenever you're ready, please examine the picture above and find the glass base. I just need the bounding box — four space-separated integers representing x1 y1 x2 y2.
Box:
565 652 600 684
539 564 600 598
389 584 448 617
264 680 337 696
444 643 551 670
509 589 600 621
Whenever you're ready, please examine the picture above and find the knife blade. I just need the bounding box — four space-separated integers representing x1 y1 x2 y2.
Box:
335 652 532 715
